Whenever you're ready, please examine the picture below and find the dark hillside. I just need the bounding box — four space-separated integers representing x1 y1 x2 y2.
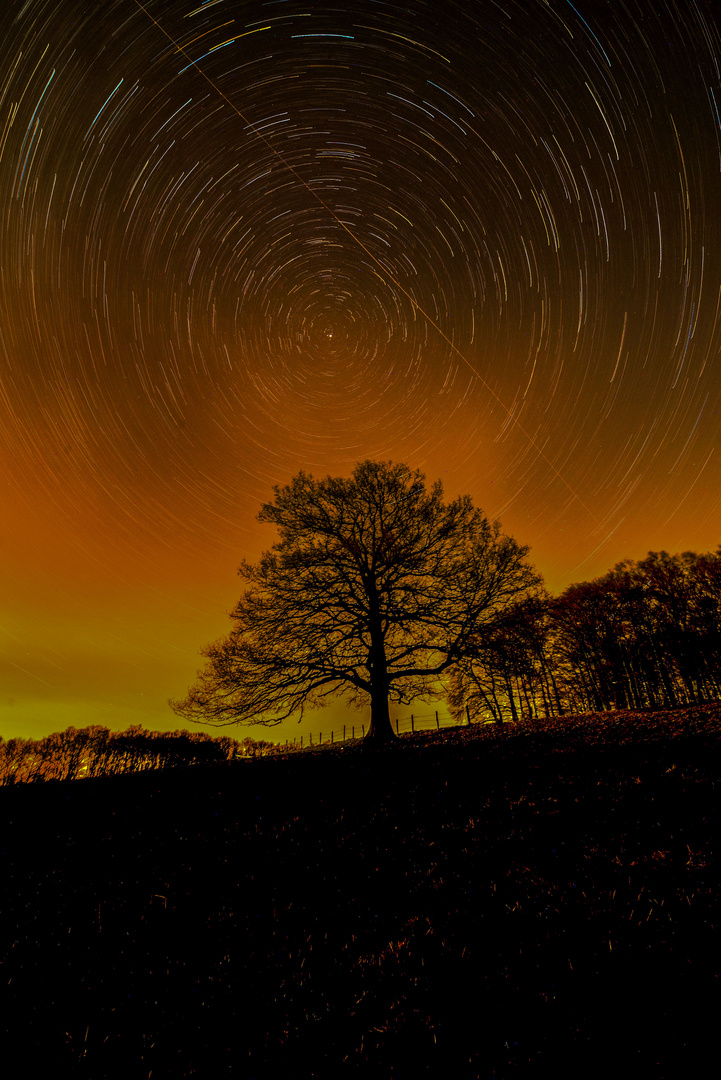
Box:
1 706 720 1078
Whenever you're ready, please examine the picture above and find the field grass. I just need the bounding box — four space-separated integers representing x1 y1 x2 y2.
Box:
1 704 720 1077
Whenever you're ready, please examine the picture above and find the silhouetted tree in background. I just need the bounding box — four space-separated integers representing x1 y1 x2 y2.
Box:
170 460 542 743
0 726 266 786
449 548 721 724
546 550 721 714
449 593 562 724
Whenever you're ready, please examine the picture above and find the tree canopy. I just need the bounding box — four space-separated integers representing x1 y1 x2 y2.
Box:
170 460 542 743
448 547 721 725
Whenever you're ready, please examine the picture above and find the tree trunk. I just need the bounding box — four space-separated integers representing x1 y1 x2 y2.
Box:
365 602 398 745
505 673 519 722
365 684 398 744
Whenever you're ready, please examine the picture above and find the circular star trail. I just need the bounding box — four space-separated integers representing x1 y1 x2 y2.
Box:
3 0 721 555
2 0 721 736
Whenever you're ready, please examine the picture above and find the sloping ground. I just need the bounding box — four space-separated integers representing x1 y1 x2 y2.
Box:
1 704 720 1078
390 699 721 749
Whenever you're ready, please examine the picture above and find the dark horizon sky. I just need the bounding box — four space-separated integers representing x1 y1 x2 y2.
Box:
2 0 720 745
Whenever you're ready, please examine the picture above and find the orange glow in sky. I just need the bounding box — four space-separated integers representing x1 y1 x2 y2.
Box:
3 0 721 745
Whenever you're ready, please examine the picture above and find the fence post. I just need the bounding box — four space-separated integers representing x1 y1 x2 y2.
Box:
319 732 322 745
343 725 346 742
395 718 399 734
411 714 414 732
300 735 303 749
331 731 334 744
436 711 439 730
352 726 355 739
466 704 471 726
362 724 365 737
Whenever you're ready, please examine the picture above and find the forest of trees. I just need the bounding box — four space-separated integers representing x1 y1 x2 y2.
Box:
0 725 275 786
3 546 720 786
449 548 721 724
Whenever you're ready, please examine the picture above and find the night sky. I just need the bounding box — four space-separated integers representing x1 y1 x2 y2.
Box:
2 0 720 744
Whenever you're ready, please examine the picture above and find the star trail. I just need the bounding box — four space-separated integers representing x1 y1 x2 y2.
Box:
2 0 721 741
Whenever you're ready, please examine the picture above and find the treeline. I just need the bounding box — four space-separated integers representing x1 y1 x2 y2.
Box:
450 548 721 724
0 725 275 786
5 549 719 782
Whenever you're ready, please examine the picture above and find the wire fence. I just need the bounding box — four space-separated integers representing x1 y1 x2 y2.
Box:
273 710 468 752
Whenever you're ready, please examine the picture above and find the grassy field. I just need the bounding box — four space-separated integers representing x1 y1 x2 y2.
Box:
1 704 720 1077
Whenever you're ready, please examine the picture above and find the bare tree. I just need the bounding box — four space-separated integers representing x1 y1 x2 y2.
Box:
448 594 553 725
171 460 542 744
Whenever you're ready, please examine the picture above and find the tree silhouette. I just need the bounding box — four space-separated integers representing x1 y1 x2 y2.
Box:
170 460 541 744
540 548 721 716
449 593 558 724
0 725 245 786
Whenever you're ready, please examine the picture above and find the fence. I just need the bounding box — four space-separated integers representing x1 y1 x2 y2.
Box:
273 709 467 752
